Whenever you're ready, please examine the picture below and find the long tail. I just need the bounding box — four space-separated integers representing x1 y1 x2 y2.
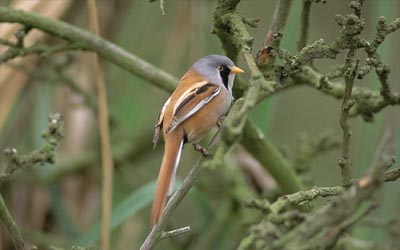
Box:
151 131 183 225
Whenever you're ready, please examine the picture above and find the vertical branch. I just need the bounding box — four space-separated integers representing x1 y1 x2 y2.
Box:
338 55 359 186
256 0 293 66
0 195 25 250
241 119 304 194
297 0 311 51
86 1 114 250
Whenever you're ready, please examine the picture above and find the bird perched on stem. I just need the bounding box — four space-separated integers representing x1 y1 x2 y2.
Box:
151 54 244 225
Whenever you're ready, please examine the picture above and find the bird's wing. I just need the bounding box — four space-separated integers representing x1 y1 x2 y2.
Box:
166 81 220 134
153 97 171 148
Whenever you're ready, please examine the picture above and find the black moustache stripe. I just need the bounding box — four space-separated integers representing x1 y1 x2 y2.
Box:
220 66 230 89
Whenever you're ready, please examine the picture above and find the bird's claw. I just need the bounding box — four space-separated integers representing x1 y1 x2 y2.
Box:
192 143 212 157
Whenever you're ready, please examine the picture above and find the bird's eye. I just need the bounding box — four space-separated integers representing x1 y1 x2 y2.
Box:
218 66 224 71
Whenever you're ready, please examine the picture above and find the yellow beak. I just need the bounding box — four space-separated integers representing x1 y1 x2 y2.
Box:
231 66 245 74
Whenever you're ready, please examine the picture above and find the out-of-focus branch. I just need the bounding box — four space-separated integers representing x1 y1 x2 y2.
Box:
0 195 25 250
0 113 64 250
387 201 400 249
0 113 65 185
0 7 178 92
269 186 345 214
241 119 304 194
297 0 312 51
86 1 113 249
271 157 391 249
293 130 340 173
0 42 79 63
383 168 400 182
160 226 191 240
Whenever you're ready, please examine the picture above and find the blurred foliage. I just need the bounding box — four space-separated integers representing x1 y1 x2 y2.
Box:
0 0 399 249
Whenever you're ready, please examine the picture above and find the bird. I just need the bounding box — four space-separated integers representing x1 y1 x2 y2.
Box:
151 54 244 225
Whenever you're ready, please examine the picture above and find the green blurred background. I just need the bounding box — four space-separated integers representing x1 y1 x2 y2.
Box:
0 0 399 249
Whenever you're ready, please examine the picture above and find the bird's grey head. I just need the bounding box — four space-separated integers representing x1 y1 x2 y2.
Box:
191 54 243 90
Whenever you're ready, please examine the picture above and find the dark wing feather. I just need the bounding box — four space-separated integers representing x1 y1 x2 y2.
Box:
166 82 220 134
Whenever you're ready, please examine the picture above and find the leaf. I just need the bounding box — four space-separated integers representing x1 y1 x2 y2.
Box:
76 180 156 246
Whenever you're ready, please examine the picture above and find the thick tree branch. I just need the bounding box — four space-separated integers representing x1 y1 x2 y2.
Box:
241 119 304 194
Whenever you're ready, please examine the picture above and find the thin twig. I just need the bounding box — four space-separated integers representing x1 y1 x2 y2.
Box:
160 226 191 240
0 113 65 185
297 0 312 51
140 126 225 250
0 42 79 63
0 114 64 250
338 57 359 186
0 195 25 250
140 156 205 250
86 1 113 250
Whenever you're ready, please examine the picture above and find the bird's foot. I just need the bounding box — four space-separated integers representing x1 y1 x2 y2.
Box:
192 143 212 157
217 116 225 128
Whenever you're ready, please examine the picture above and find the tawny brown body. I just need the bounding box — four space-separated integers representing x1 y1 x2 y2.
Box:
150 55 243 226
151 70 231 225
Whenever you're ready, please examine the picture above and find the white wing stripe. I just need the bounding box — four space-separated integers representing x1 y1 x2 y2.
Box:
173 81 208 114
158 97 171 125
167 87 220 134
